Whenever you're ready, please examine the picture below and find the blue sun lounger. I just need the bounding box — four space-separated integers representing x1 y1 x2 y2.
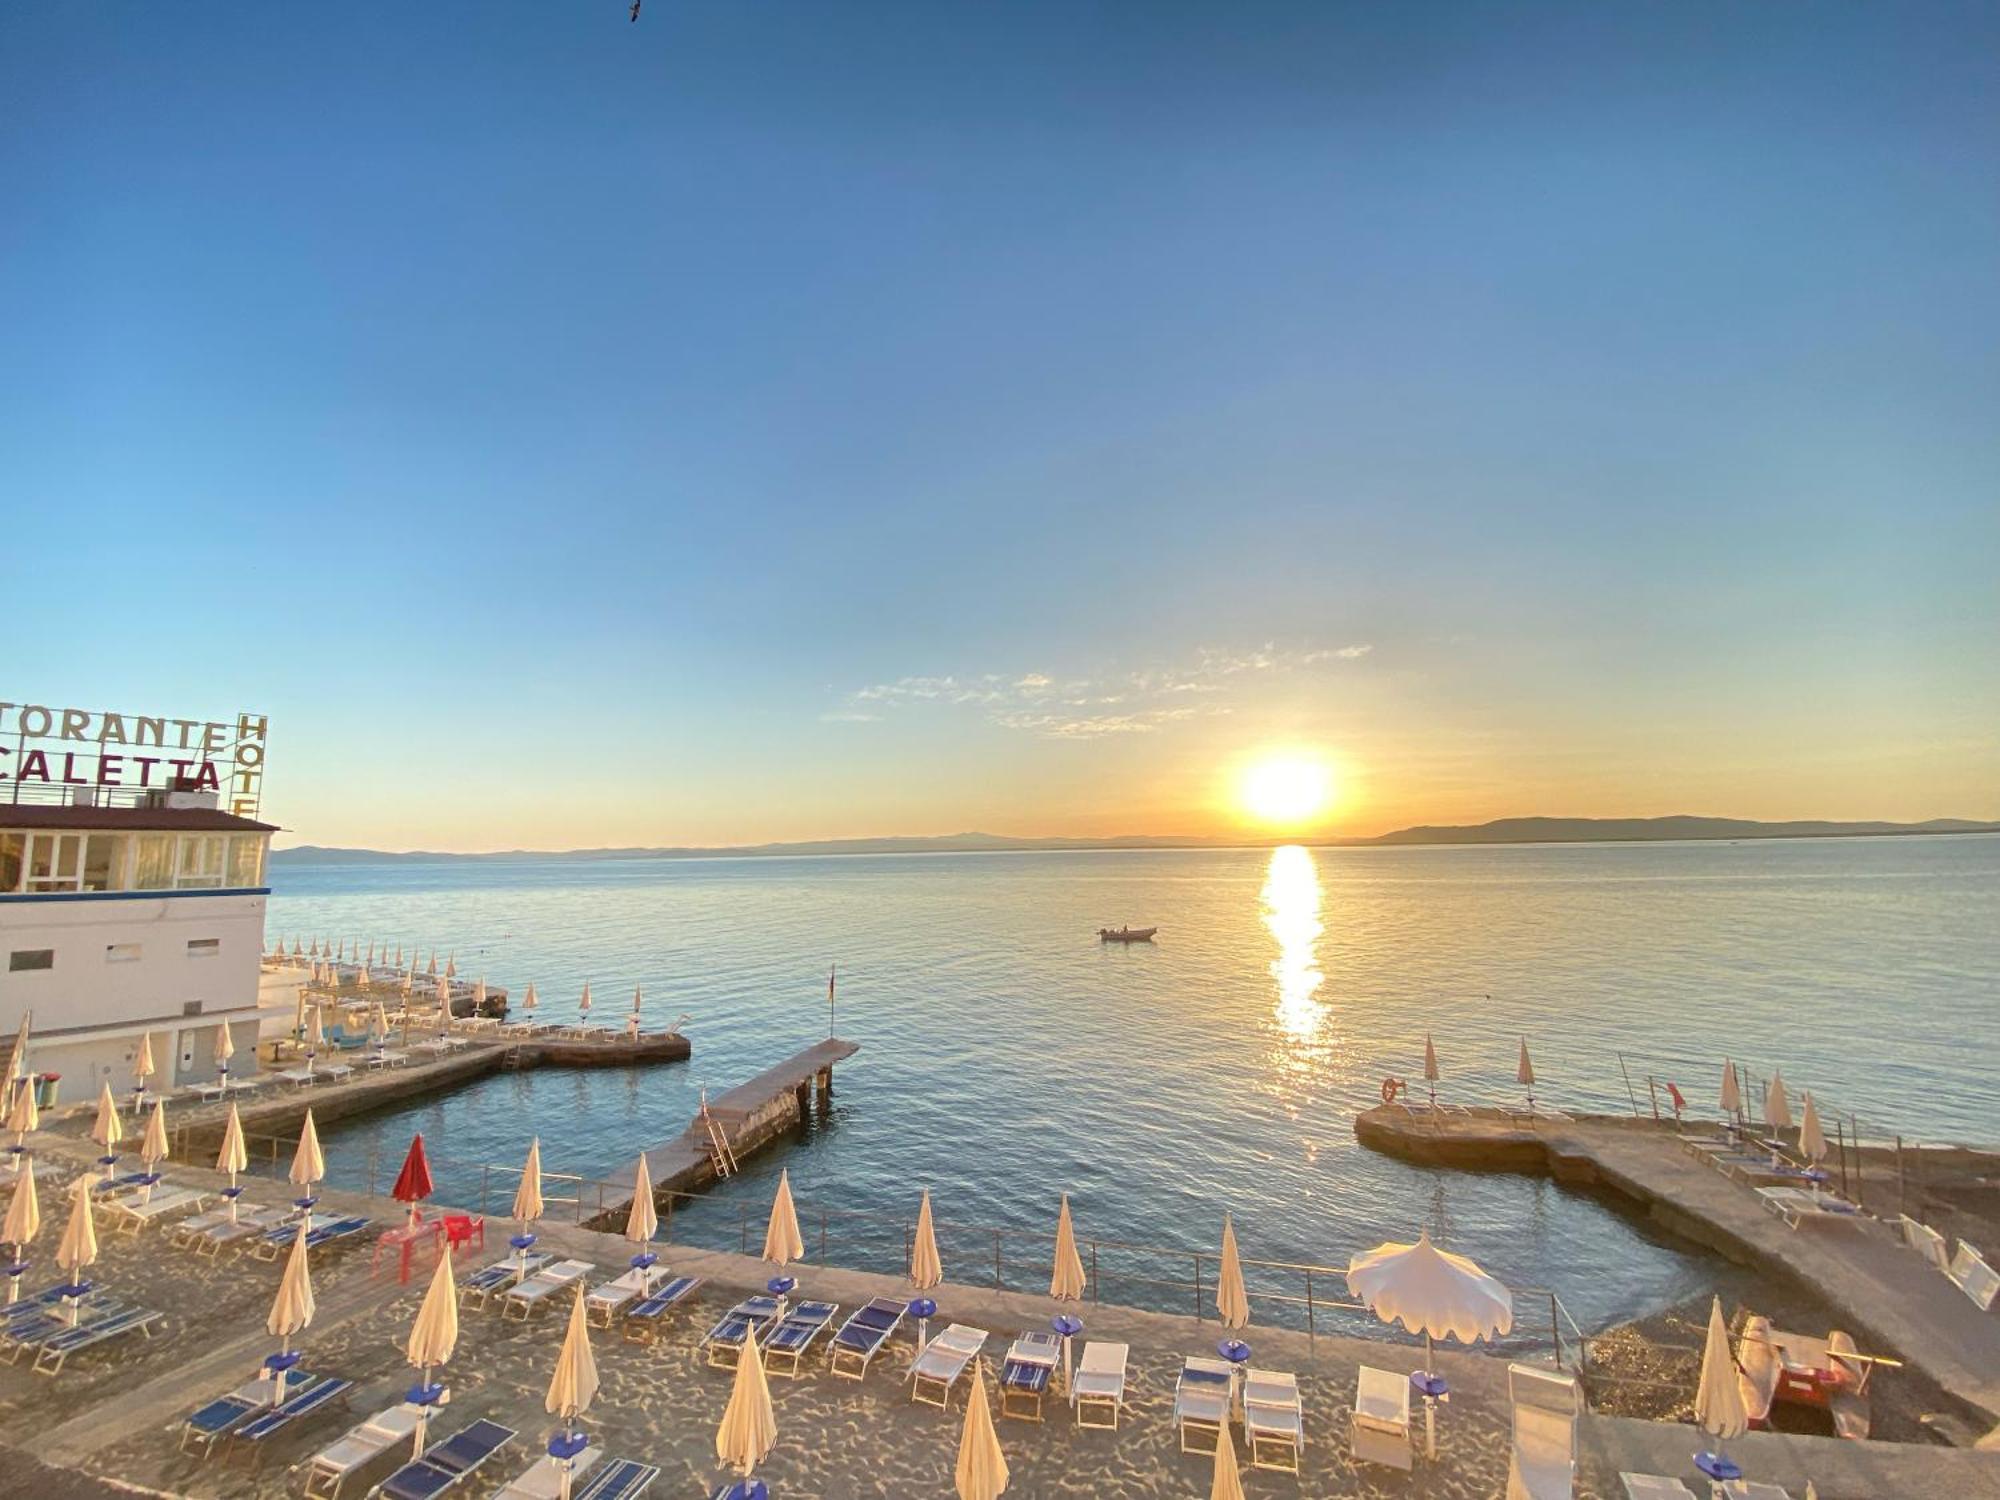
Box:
828 1295 906 1379
702 1294 782 1369
231 1373 355 1462
573 1458 660 1500
180 1373 290 1456
3 1297 127 1363
762 1300 838 1379
33 1304 162 1374
620 1274 703 1344
252 1214 371 1262
371 1417 516 1500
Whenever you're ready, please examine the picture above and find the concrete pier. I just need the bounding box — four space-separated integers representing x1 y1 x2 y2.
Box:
587 1036 860 1229
1355 1105 2000 1434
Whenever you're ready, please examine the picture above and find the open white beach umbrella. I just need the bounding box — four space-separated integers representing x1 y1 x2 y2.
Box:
954 1358 1010 1500
405 1249 460 1452
268 1221 316 1400
291 1110 326 1197
910 1188 943 1290
625 1154 658 1263
1765 1072 1793 1132
55 1177 98 1324
1209 1416 1245 1500
4 1163 41 1304
1695 1296 1748 1445
715 1323 776 1476
1216 1214 1250 1330
218 1101 249 1221
1050 1194 1086 1302
763 1168 804 1267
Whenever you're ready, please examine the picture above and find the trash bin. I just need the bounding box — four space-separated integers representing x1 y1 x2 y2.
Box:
35 1073 59 1110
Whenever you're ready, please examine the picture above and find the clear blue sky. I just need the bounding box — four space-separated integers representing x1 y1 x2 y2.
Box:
4 2 1995 848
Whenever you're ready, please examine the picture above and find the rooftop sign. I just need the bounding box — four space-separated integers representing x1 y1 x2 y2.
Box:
0 701 269 817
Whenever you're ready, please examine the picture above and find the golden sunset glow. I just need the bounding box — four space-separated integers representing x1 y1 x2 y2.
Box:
1237 754 1335 828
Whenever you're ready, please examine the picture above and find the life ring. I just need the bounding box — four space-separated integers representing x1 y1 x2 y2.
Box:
1381 1077 1404 1104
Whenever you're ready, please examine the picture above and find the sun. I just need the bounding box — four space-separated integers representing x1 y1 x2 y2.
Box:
1237 754 1335 828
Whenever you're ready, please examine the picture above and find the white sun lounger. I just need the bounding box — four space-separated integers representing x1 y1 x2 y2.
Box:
583 1263 670 1327
501 1259 594 1320
105 1185 206 1234
1620 1477 1697 1500
1948 1242 2000 1311
304 1402 425 1499
1720 1485 1794 1500
1899 1215 1950 1273
1072 1340 1128 1430
1755 1185 1862 1229
909 1323 987 1408
191 1202 288 1256
493 1447 601 1500
1505 1362 1579 1500
1175 1355 1234 1455
1351 1364 1411 1471
1242 1367 1304 1473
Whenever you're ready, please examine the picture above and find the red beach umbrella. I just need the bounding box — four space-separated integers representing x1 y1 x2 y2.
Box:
393 1134 435 1226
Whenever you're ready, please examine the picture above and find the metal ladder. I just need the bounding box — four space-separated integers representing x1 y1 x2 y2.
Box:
698 1093 739 1177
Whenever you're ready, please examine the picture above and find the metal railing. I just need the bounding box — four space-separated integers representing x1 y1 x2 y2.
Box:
190 1126 1589 1370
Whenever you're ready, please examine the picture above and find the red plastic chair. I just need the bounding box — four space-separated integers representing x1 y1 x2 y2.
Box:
441 1213 485 1256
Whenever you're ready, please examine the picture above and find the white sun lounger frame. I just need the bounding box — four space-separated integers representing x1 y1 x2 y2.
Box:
304 1402 425 1499
908 1323 987 1408
1351 1363 1411 1471
1072 1340 1128 1430
1175 1355 1234 1455
1242 1366 1304 1473
501 1259 594 1320
1505 1361 1580 1500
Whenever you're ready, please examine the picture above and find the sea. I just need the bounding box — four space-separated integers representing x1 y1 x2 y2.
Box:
266 833 1999 1340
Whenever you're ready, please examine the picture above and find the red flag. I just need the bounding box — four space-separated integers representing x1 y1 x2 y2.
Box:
1666 1081 1686 1116
392 1132 434 1210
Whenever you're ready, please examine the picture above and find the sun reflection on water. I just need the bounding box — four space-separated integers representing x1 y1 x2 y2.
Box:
1262 844 1326 1039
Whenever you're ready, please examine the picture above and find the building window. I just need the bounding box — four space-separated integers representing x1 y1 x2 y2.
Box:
8 949 54 972
187 938 221 959
182 1000 204 1017
175 834 225 889
24 833 82 893
82 834 118 892
0 833 22 893
106 943 142 963
226 835 263 887
133 834 173 890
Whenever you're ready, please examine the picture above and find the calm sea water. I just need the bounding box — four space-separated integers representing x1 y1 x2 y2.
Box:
267 835 1999 1336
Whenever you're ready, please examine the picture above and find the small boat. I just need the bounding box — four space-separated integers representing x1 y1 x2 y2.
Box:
1097 926 1157 943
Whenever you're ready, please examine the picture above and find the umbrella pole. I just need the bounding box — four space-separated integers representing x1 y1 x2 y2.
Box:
1425 1332 1437 1459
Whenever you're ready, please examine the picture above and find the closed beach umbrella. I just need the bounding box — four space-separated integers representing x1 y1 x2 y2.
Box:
134 1032 156 1098
625 1154 658 1266
90 1080 124 1175
4 1164 40 1304
445 952 457 978
434 974 451 1012
1719 1059 1741 1118
1348 1228 1512 1454
139 1097 169 1202
513 1138 544 1267
523 983 538 1015
370 1002 390 1048
763 1168 804 1267
715 1324 776 1475
910 1188 943 1290
10 1010 30 1084
393 1134 434 1226
304 1004 324 1074
472 978 487 1014
291 1110 326 1200
579 982 593 1019
268 1221 316 1400
7 1062 40 1146
1799 1092 1827 1164
218 1101 249 1221
631 984 643 1017
1049 1194 1086 1302
1517 1037 1538 1111
1209 1416 1245 1500
55 1177 97 1323
427 950 438 976
1423 1033 1440 1108
1695 1296 1748 1446
954 1358 1010 1500
547 1282 600 1436
395 943 404 968
217 1017 236 1072
405 1249 460 1452
1215 1214 1250 1330
1765 1072 1793 1132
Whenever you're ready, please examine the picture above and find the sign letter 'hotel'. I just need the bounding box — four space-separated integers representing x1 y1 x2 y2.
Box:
0 701 278 1098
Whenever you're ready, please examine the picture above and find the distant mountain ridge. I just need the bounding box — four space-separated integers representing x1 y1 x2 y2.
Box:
270 815 1998 864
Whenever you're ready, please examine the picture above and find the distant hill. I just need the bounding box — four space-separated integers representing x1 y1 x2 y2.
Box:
270 815 1998 864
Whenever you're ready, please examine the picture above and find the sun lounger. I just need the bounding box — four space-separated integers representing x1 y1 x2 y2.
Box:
620 1274 703 1343
1719 1485 1794 1500
1620 1477 1698 1500
229 1372 354 1461
584 1263 672 1326
1899 1215 1950 1273
996 1329 1060 1421
193 1203 288 1256
909 1322 987 1409
763 1299 838 1378
572 1459 661 1500
2 1296 128 1361
179 1371 289 1456
492 1446 600 1499
828 1295 905 1379
252 1213 371 1261
1243 1367 1304 1473
32 1304 162 1374
1176 1355 1235 1455
1948 1241 2000 1312
372 1416 516 1500
1505 1362 1579 1500
1073 1340 1128 1429
90 1169 154 1196
105 1185 207 1234
500 1259 593 1320
306 1403 427 1499
702 1294 783 1369
1351 1364 1411 1471
460 1252 553 1311
1755 1186 1860 1229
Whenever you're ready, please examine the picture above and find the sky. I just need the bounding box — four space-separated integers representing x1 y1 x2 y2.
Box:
2 2 1995 850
